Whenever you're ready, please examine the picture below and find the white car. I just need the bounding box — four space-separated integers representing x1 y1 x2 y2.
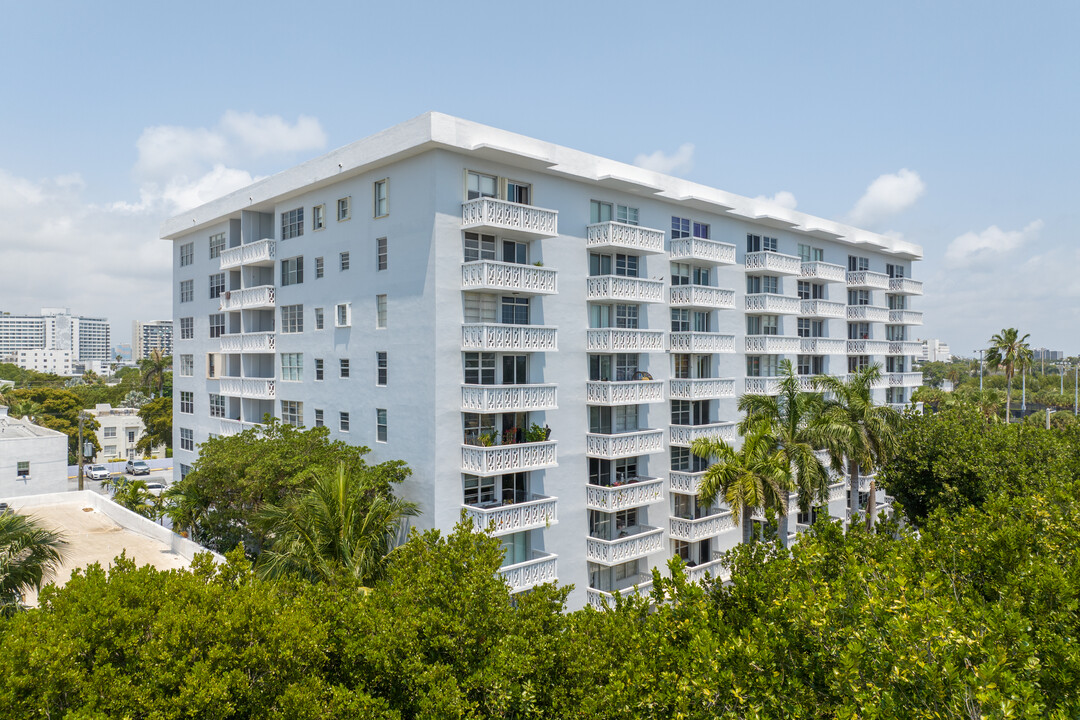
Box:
145 481 168 496
86 464 111 481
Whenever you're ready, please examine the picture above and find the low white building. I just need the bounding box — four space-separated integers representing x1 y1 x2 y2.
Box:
0 407 69 497
87 403 164 462
16 348 74 376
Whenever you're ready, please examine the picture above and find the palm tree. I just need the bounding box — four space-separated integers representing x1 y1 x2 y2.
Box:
6 401 43 423
161 481 212 541
256 463 419 585
738 360 837 546
0 511 67 614
986 328 1032 424
111 479 158 520
691 421 793 545
139 349 170 398
815 365 902 529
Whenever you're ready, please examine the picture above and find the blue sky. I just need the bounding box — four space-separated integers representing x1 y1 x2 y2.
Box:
1 1 1077 354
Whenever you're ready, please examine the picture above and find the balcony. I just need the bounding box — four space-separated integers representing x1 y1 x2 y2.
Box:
586 575 654 610
799 300 846 319
669 511 737 541
685 558 730 584
586 477 664 512
462 323 558 352
800 338 847 354
219 285 275 311
586 275 664 303
219 331 276 354
744 376 782 395
587 328 665 352
669 470 707 494
463 493 558 535
217 418 261 437
586 380 665 406
586 526 664 566
219 238 275 270
829 481 847 502
888 310 923 325
669 332 735 354
888 340 923 355
460 384 558 413
846 339 890 355
219 377 276 400
461 197 558 239
887 372 923 387
669 285 736 310
744 335 800 354
586 221 666 254
800 261 847 283
670 422 736 447
746 293 801 315
846 271 890 290
669 377 735 400
669 236 737 265
461 261 558 295
460 440 558 476
586 429 665 459
499 551 558 593
744 251 802 276
846 305 889 323
888 277 923 295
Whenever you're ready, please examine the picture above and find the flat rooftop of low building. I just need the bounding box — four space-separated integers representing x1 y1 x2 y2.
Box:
0 412 67 440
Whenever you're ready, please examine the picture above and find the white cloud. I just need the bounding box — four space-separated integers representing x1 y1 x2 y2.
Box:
753 191 798 211
846 168 925 228
944 220 1043 268
633 143 695 175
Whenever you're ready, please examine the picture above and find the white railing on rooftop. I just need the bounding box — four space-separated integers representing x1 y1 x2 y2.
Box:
800 338 847 354
669 470 707 494
745 335 800 354
847 305 890 323
218 377 275 400
846 270 890 289
888 277 923 295
669 512 737 541
888 310 923 325
888 340 923 355
846 339 890 355
746 293 801 314
219 285 275 311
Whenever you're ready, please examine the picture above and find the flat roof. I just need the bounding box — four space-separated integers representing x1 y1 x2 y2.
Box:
161 112 922 261
0 414 67 441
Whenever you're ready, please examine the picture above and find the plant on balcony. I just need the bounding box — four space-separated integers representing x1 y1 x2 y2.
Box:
524 423 549 443
476 432 495 447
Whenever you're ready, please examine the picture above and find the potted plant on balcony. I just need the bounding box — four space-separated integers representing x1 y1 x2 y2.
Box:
524 423 548 443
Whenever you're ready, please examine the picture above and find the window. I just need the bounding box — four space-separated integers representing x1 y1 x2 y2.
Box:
464 232 496 261
209 273 225 299
672 216 691 239
180 317 193 339
315 256 324 279
178 391 194 414
315 358 324 381
671 263 690 286
339 358 350 378
209 233 226 258
463 474 499 505
281 353 303 381
376 237 388 270
849 255 870 272
464 292 497 323
797 318 824 338
180 464 191 479
315 307 325 330
616 204 639 225
376 351 387 385
209 313 224 338
886 263 905 279
692 310 710 332
281 304 304 333
281 256 304 286
314 409 324 427
209 394 225 418
505 180 530 204
797 355 824 375
206 351 220 379
339 412 350 432
590 200 613 224
746 234 779 252
747 355 779 377
336 303 351 327
849 355 871 372
282 207 304 239
180 354 193 376
848 289 871 306
671 308 690 332
180 242 194 267
375 295 387 328
589 253 613 277
376 409 387 442
373 180 388 217
180 280 193 303
465 352 495 385
746 275 778 294
339 251 350 271
693 221 710 239
888 295 907 310
180 428 194 451
104 426 118 438
502 240 526 265
746 315 778 335
313 204 325 230
615 254 639 277
615 304 638 329
671 400 690 426
502 354 527 384
615 353 638 382
337 197 351 221
281 401 303 427
501 296 529 325
848 323 871 340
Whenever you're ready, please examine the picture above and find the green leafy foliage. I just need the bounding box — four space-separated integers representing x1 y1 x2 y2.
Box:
137 395 172 454
3 387 100 463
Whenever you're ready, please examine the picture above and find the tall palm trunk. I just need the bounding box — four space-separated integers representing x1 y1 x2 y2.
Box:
848 458 861 528
777 504 790 548
865 478 877 531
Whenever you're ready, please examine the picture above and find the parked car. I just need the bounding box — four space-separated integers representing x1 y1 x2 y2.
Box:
125 459 150 476
145 481 168 496
85 464 111 481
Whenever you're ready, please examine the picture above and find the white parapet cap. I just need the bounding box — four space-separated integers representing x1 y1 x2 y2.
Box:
159 112 922 260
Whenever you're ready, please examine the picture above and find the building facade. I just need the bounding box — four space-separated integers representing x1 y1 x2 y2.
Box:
87 404 164 462
0 407 69 497
0 308 110 364
15 349 75 376
163 113 923 609
133 320 174 361
918 338 951 363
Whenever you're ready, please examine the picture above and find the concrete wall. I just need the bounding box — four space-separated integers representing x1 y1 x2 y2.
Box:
0 431 71 497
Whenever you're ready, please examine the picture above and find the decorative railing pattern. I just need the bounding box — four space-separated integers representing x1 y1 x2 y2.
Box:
799 300 846 318
461 261 558 294
219 238 275 270
846 339 890 355
586 477 664 511
888 340 923 355
586 430 666 459
669 285 736 309
586 275 664 303
686 559 730 584
460 441 558 475
888 277 923 295
462 197 558 237
887 372 923 387
669 512 737 541
463 494 558 535
462 323 558 351
219 377 276 400
669 471 706 494
829 481 847 502
744 251 802 275
669 422 736 446
218 419 261 437
669 237 737 265
586 527 664 565
586 222 665 253
586 575 654 610
846 305 890 322
220 332 276 353
746 293 801 314
460 384 558 412
586 380 665 405
744 335 800 354
846 271 890 289
219 285 275 311
499 551 558 593
669 332 735 353
587 328 665 352
800 338 847 354
744 377 781 395
800 261 846 282
888 310 923 325
669 377 735 400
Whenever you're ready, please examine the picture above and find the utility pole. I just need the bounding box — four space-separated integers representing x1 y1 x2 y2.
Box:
978 349 984 391
1075 365 1078 416
77 412 85 491
1022 366 1026 414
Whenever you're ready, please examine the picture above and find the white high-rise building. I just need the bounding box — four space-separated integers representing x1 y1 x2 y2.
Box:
162 113 924 609
919 338 951 363
0 308 110 365
133 320 174 360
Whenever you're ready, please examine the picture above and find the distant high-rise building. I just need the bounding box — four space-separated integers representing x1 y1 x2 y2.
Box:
0 308 110 364
1032 348 1063 362
919 338 951 363
113 344 133 362
133 320 174 360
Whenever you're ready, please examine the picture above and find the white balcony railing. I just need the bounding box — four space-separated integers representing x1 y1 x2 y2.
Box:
744 376 782 395
829 481 847 502
746 293 801 314
887 372 923 387
669 512 737 541
888 310 923 325
669 422 737 447
218 377 276 400
745 251 802 275
460 441 558 476
686 558 730 584
460 384 558 413
669 332 735 354
888 277 923 295
220 332 276 353
499 551 558 593
463 494 558 535
744 335 801 354
800 261 847 283
669 236 737 265
846 339 890 355
219 285 275 311
669 285 736 309
846 305 890 323
461 261 558 295
586 526 664 565
799 300 846 319
462 197 558 238
669 470 707 494
462 324 558 352
888 340 923 355
219 238 276 270
586 575 654 609
586 477 665 512
586 221 666 254
846 271 890 290
586 380 665 406
800 338 847 354
587 328 665 352
217 418 261 437
586 275 665 303
669 377 735 400
586 430 666 459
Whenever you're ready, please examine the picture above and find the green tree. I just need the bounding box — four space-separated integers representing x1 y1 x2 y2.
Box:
136 395 172 455
0 512 67 615
139 348 170 398
110 479 158 520
986 327 1033 423
3 387 99 463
